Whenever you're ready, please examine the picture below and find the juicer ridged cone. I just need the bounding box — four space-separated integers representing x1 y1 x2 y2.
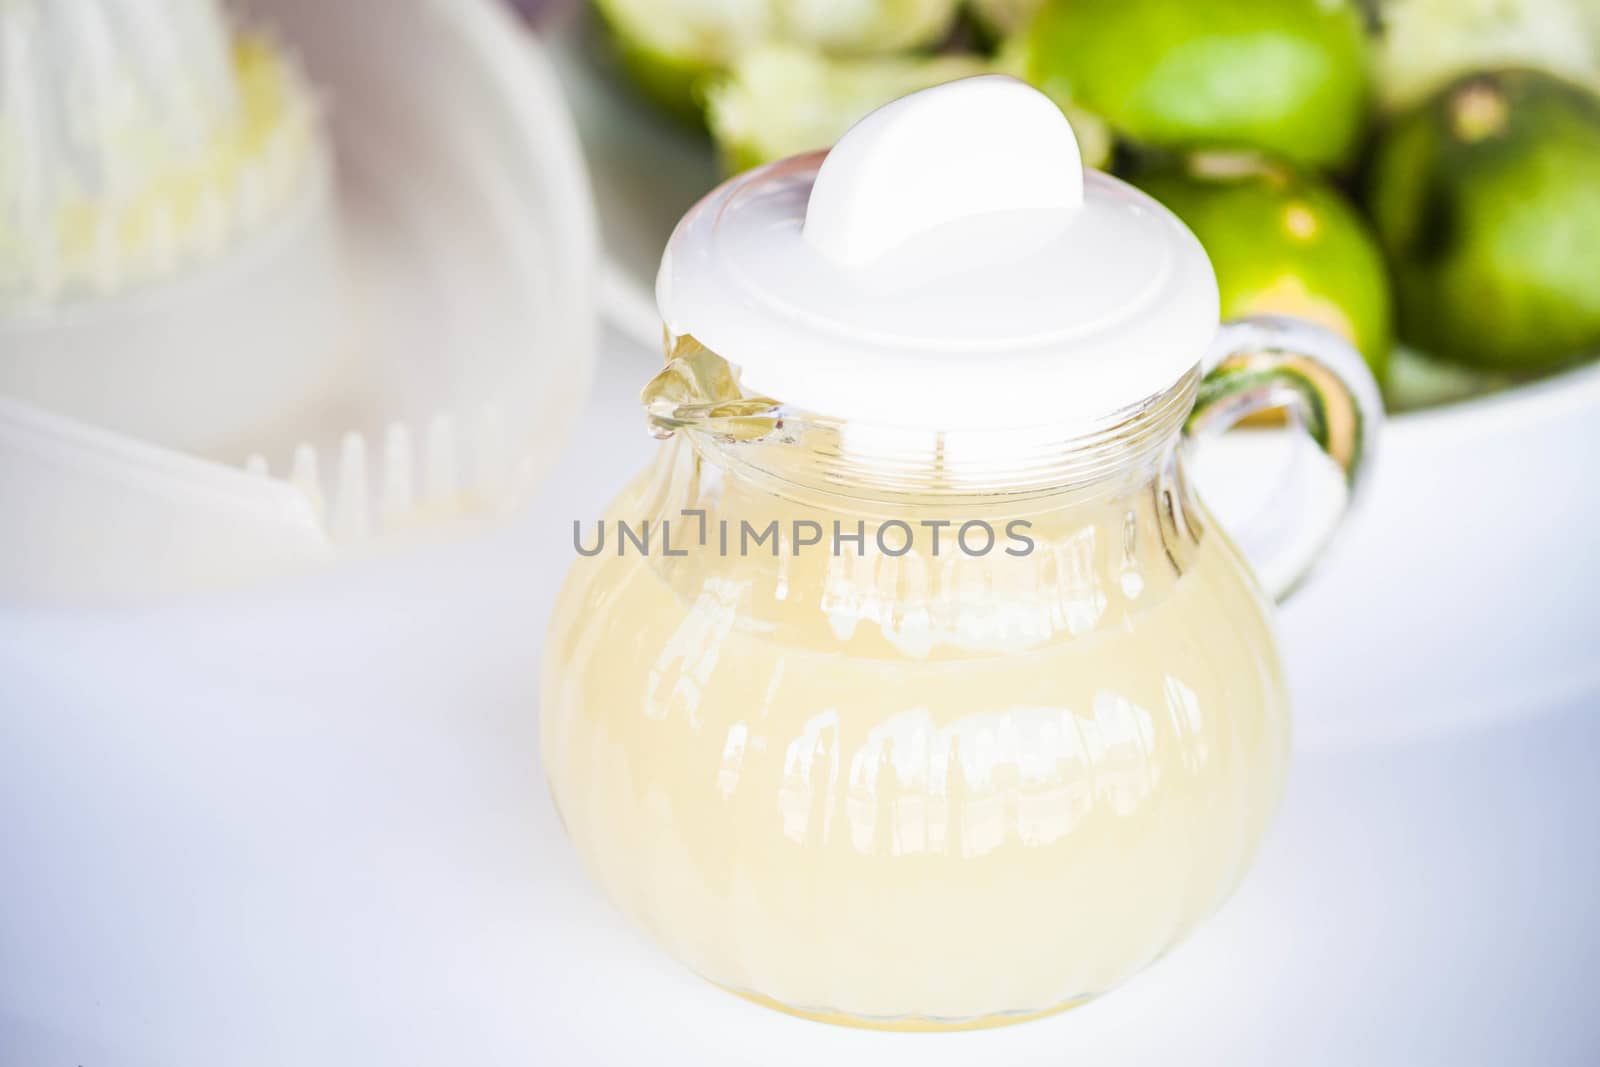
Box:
0 0 319 302
0 0 344 456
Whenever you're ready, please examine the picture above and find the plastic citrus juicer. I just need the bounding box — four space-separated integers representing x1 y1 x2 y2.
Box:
0 0 597 599
542 76 1382 1029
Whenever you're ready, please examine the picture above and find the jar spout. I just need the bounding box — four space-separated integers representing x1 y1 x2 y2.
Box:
641 337 782 442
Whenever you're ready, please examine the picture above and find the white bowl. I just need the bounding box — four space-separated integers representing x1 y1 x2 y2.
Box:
1278 361 1600 749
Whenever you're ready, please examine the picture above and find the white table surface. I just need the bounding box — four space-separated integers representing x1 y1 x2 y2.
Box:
3 329 1597 1065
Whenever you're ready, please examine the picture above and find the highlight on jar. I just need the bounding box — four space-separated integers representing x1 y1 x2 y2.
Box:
543 76 1379 1031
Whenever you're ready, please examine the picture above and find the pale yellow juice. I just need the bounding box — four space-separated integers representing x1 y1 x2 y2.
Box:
542 432 1290 1028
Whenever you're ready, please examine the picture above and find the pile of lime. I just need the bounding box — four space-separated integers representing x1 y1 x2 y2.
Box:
595 0 1600 407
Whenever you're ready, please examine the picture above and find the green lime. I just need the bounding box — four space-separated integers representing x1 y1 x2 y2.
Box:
1022 0 1371 169
1135 156 1393 381
593 0 964 122
1364 69 1600 373
706 46 1111 173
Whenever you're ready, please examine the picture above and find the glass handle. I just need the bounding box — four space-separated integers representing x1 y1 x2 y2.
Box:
1183 314 1384 603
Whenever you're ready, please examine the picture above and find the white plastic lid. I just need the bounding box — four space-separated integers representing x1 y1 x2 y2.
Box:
656 75 1220 430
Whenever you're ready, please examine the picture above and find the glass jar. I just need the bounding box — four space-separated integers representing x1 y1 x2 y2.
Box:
542 77 1380 1030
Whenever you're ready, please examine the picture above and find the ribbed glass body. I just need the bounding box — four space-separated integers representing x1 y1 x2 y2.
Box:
542 354 1290 1029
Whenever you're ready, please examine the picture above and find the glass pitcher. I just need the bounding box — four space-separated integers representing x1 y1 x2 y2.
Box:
542 77 1380 1031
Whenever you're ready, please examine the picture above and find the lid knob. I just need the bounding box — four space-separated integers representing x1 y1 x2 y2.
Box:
802 75 1086 268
